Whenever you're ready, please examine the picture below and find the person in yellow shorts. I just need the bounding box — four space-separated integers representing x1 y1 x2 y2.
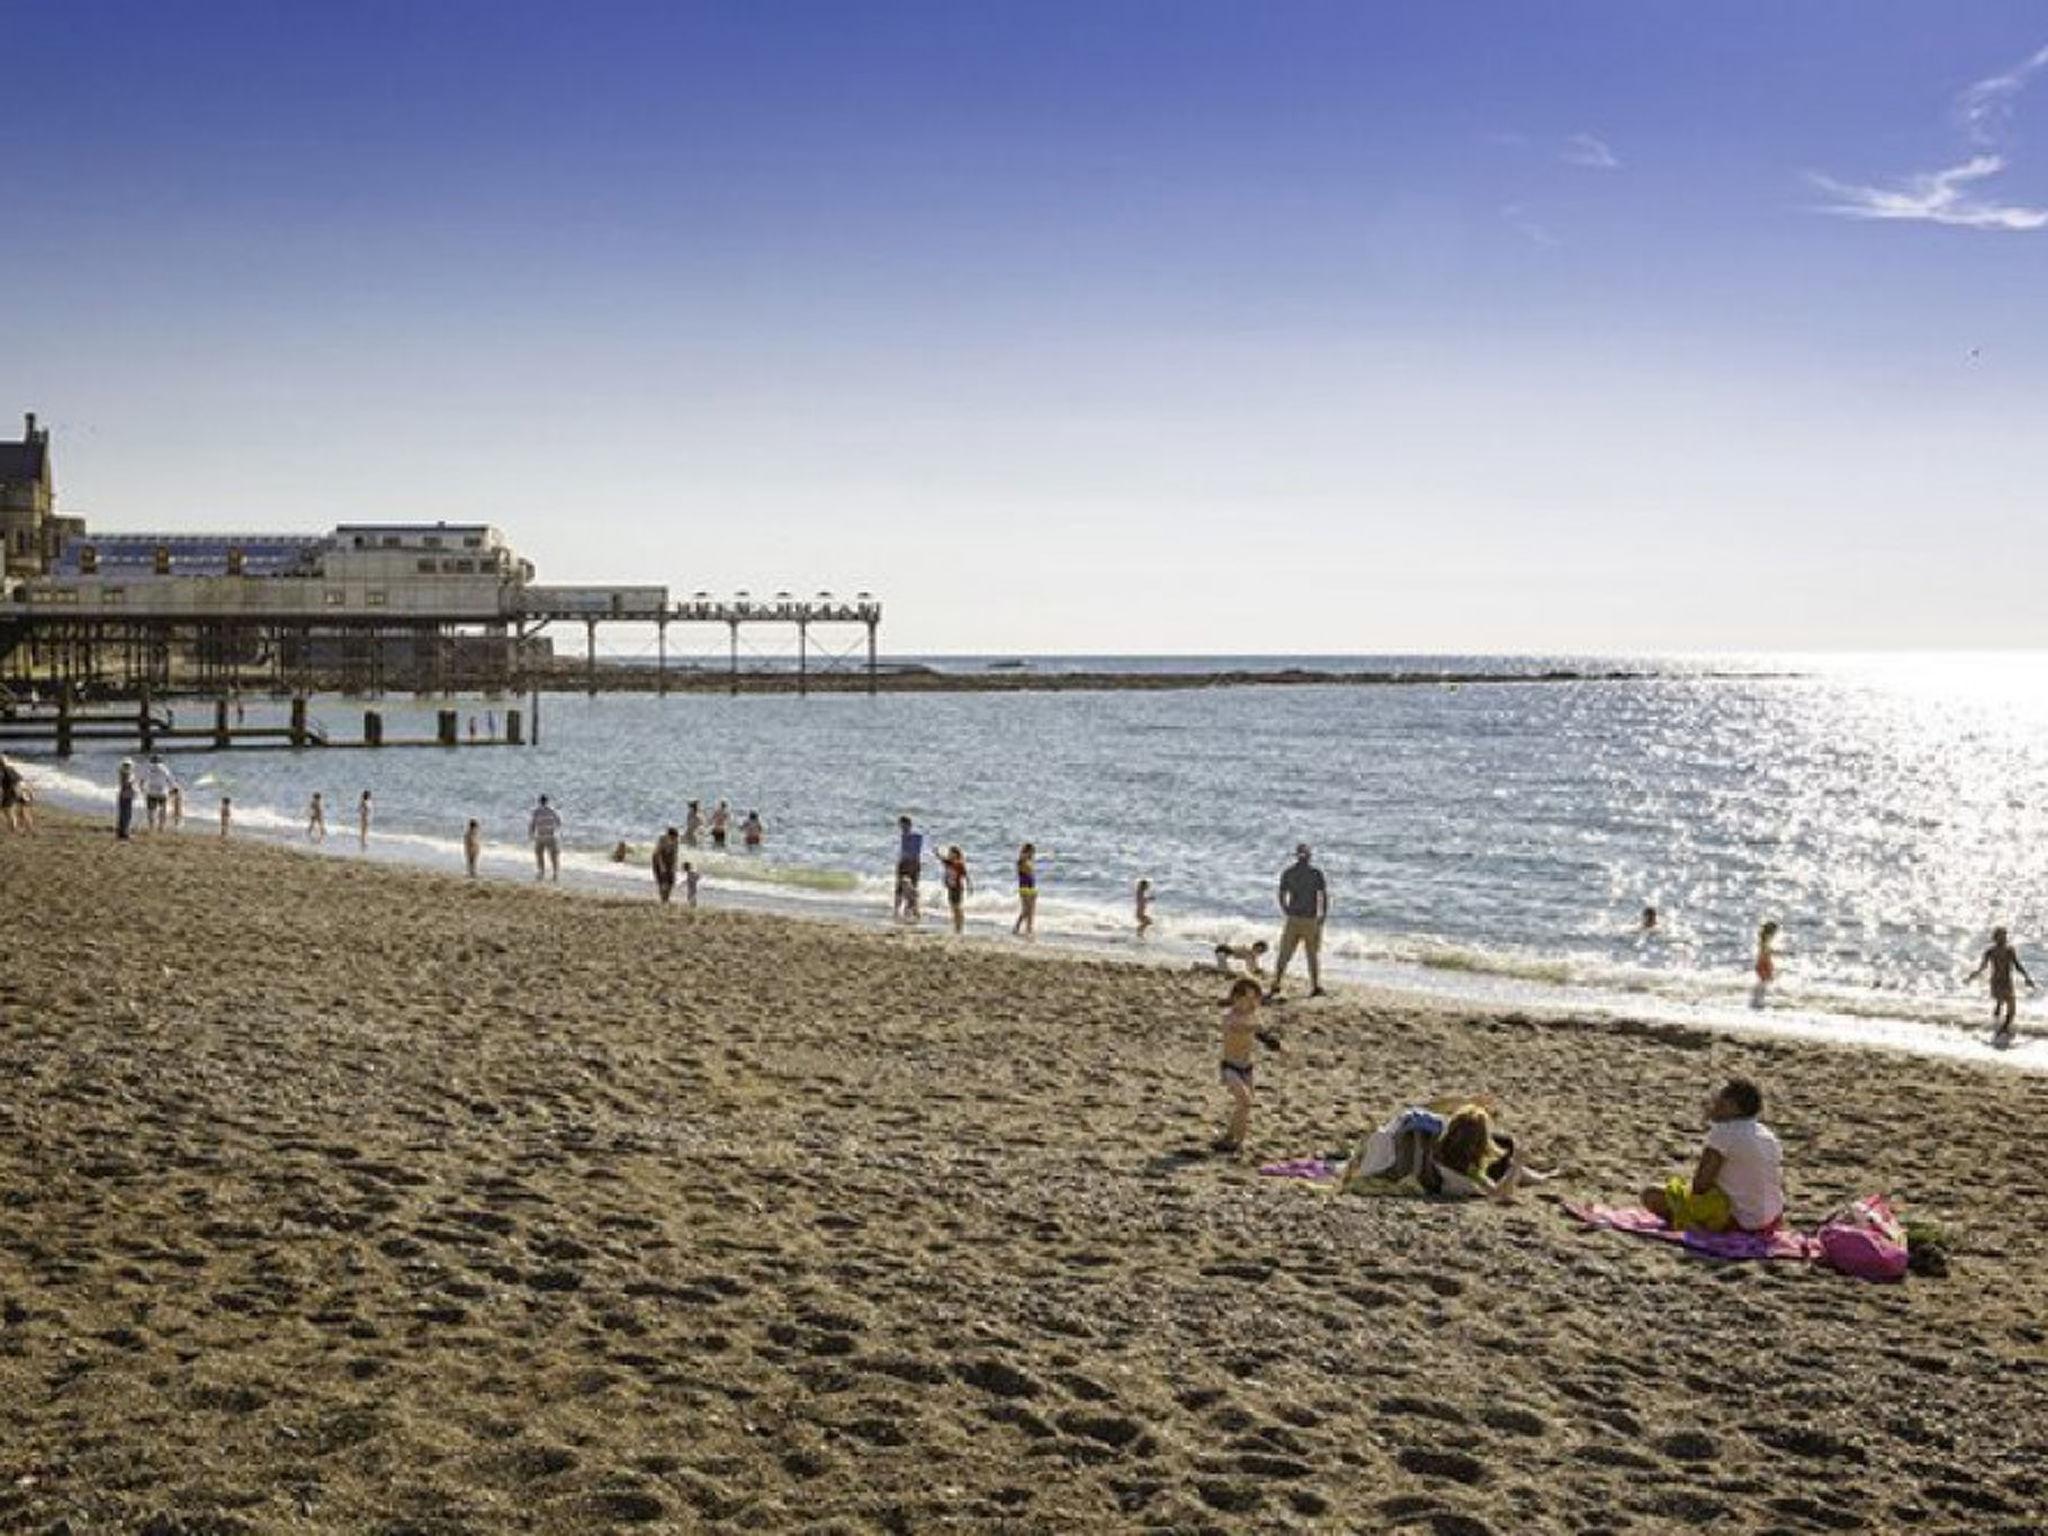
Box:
1642 1077 1784 1233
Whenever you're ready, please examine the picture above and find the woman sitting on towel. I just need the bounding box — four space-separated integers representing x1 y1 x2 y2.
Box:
1340 1098 1555 1200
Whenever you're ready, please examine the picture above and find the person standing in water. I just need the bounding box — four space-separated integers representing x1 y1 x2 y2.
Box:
1135 879 1155 938
307 791 327 843
1012 842 1039 939
652 825 681 904
742 810 764 849
218 795 232 840
940 845 971 934
709 800 731 849
684 800 704 846
463 818 482 877
357 790 373 850
529 794 562 882
1751 921 1779 1007
893 816 926 923
1269 844 1329 1001
1967 927 2035 1047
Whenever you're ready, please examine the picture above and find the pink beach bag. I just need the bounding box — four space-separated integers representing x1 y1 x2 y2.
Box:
1817 1194 1909 1282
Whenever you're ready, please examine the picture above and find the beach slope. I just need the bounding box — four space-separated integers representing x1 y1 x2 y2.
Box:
1 818 2043 1533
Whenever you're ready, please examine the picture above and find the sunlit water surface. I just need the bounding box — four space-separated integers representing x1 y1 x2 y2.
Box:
22 654 2048 1067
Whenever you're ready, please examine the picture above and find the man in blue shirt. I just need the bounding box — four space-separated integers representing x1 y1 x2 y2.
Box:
1270 843 1329 1000
894 815 925 922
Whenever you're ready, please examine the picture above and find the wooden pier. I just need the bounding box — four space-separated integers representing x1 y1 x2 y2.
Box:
0 690 531 757
1 592 884 699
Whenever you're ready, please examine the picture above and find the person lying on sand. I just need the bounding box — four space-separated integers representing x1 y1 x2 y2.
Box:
1215 978 1283 1154
1641 1077 1783 1234
1340 1096 1556 1200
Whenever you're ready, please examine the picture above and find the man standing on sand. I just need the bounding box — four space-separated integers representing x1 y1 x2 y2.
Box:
893 815 925 922
142 753 176 832
529 794 562 882
1268 843 1328 1001
115 759 137 841
652 825 681 904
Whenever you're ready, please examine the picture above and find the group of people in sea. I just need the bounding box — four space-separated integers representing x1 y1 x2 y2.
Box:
64 755 2039 1052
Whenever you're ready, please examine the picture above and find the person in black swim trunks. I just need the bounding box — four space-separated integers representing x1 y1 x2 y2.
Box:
1215 978 1282 1153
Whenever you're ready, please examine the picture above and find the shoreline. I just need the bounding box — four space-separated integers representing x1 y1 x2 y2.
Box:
18 798 2042 1076
3 814 2045 1532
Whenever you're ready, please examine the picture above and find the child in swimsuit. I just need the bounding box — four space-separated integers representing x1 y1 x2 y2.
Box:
941 847 970 934
1215 978 1280 1153
1135 879 1154 937
1013 843 1038 939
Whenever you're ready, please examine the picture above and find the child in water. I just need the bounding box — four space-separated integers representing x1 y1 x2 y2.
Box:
1750 921 1779 1007
464 819 482 877
940 846 971 934
1641 1077 1784 1234
1214 978 1283 1154
1135 879 1154 938
1967 927 2035 1047
218 796 231 840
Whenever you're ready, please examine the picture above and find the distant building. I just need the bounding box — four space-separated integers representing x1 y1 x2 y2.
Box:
27 522 541 619
1 412 80 580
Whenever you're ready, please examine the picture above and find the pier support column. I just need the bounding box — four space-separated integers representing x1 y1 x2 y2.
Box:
866 620 878 697
657 619 668 697
138 685 154 751
213 697 230 750
56 688 73 758
728 620 740 697
290 695 308 748
797 621 807 697
585 620 598 696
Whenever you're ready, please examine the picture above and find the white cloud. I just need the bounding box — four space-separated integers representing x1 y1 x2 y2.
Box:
1814 43 2048 233
1809 156 2048 230
1560 133 1620 170
1958 42 2048 144
1809 155 2048 231
1500 202 1560 246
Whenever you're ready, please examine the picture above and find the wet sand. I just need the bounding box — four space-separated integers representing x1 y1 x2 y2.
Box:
2 814 2044 1533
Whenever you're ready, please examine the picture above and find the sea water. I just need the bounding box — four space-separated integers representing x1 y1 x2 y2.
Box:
20 653 2048 1067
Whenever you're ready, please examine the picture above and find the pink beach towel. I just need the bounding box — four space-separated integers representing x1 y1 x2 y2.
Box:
1258 1157 1343 1183
1565 1201 1819 1262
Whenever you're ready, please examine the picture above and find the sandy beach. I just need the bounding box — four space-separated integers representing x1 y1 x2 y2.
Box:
2 813 2044 1534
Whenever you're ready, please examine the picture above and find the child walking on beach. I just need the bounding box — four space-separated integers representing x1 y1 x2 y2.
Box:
307 791 326 842
683 861 700 908
1967 927 2035 1047
218 795 231 840
464 818 481 877
1214 978 1282 1154
1641 1077 1784 1234
1135 879 1154 938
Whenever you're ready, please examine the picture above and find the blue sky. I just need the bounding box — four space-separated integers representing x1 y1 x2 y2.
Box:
4 1 2046 652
